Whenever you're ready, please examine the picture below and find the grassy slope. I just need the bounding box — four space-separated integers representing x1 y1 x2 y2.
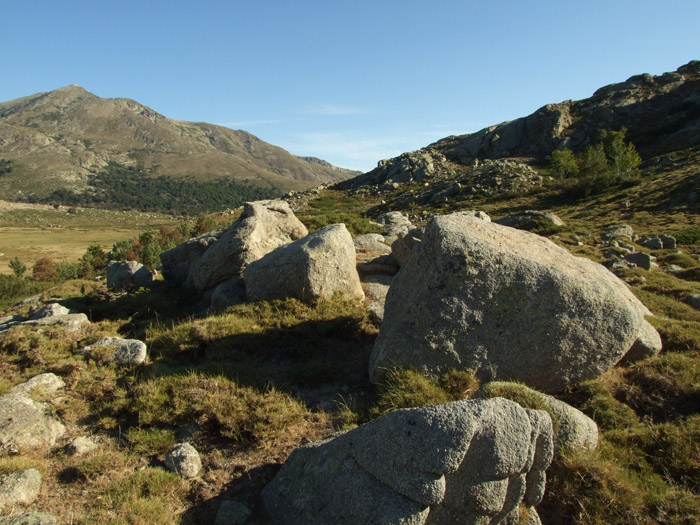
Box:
0 154 699 523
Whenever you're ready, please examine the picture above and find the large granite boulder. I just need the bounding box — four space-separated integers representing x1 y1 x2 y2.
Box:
160 230 222 285
185 200 308 293
244 223 364 303
106 261 153 291
263 398 553 524
370 212 659 392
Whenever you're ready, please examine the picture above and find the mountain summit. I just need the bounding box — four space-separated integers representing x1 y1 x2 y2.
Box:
0 86 358 200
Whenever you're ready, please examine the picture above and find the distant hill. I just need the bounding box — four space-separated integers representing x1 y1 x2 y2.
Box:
338 60 700 191
0 85 359 208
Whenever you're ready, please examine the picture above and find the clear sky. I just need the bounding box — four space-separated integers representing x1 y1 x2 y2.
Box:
3 0 699 172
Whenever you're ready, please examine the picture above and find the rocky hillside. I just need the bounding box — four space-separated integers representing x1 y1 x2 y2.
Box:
0 86 358 200
339 60 700 192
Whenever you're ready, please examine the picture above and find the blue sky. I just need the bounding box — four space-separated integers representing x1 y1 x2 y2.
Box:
3 1 699 172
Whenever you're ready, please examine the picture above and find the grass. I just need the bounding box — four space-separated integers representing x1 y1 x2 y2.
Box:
0 148 699 522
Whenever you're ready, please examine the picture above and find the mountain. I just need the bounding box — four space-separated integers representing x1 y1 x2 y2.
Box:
339 60 700 191
0 85 358 202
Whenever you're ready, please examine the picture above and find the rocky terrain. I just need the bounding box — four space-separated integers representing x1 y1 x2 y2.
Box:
0 61 698 523
0 86 358 201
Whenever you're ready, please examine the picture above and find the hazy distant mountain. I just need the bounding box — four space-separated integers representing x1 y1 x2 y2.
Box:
0 85 359 201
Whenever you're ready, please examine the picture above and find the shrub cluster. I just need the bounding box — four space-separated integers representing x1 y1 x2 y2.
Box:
550 128 642 198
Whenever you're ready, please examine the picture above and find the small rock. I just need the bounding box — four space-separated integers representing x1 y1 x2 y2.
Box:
0 469 42 510
602 224 634 241
80 337 147 365
29 304 70 320
106 261 153 291
687 294 700 310
68 436 98 456
22 313 89 333
165 443 202 478
10 373 64 397
624 252 654 271
659 234 677 250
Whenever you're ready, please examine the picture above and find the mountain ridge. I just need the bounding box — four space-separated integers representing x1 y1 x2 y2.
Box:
338 60 700 192
0 85 359 201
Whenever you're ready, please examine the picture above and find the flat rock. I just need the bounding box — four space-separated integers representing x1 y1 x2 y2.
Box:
80 337 147 365
0 469 42 511
68 436 99 456
0 393 65 452
29 304 70 320
22 313 89 333
0 513 57 525
10 373 64 397
354 233 392 255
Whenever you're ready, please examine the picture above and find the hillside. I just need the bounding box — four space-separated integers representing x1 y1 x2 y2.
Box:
0 63 699 523
338 60 700 193
0 86 358 205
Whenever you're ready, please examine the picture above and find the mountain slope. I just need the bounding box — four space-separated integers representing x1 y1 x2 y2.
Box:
0 85 358 200
338 60 700 191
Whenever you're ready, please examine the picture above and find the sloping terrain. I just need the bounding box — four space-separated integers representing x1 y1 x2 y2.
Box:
0 86 357 201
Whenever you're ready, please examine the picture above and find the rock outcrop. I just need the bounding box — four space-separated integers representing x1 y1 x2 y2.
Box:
263 398 553 524
244 223 364 303
79 337 147 365
370 212 659 392
106 261 153 291
0 375 66 452
0 469 42 511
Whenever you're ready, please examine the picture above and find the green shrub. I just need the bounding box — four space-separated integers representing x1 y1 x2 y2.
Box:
8 257 26 278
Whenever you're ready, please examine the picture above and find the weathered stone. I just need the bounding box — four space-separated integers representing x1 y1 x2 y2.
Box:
479 382 598 453
621 319 663 363
602 224 634 241
209 278 246 311
263 398 553 525
370 212 656 392
29 303 70 320
624 251 654 270
361 274 393 302
187 200 308 293
494 210 565 231
369 300 385 324
0 469 42 510
68 436 99 456
374 211 414 245
0 513 57 525
354 233 392 255
659 234 677 250
0 315 26 333
106 261 153 291
22 313 89 333
10 373 64 397
0 393 65 451
160 230 222 285
639 235 664 250
80 337 147 365
164 443 202 478
391 227 424 267
244 223 364 303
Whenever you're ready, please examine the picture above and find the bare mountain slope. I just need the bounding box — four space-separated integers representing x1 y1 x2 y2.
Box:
0 85 358 199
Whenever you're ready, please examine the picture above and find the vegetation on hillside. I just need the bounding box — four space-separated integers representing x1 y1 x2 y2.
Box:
30 163 279 215
1 141 699 523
